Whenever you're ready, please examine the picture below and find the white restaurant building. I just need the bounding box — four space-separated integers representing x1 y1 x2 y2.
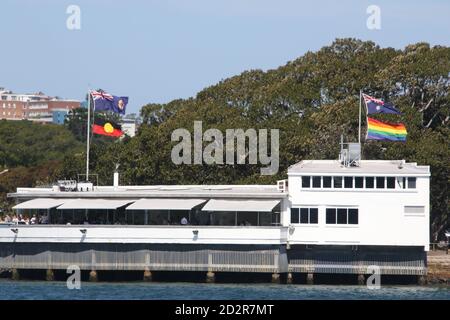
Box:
0 154 430 282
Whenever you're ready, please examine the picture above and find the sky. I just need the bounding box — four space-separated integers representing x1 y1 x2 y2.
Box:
1 0 449 114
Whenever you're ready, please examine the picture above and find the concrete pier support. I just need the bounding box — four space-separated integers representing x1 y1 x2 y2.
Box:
89 270 98 282
357 274 365 285
271 273 280 284
46 269 55 281
418 275 427 286
306 273 314 285
143 269 152 282
286 273 293 284
206 271 215 283
11 268 20 281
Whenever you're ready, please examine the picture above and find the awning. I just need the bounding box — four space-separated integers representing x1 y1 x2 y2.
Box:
13 198 67 210
126 198 207 210
57 199 134 210
201 199 280 212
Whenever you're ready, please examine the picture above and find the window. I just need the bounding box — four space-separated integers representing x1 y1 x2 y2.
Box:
323 176 332 188
333 176 342 188
344 177 353 188
290 208 299 223
309 208 318 224
312 176 321 188
386 177 395 189
365 177 374 188
348 209 358 224
355 177 364 188
302 176 311 188
326 208 359 225
292 208 318 224
326 208 336 224
337 208 347 224
376 177 385 189
408 177 416 189
300 208 309 223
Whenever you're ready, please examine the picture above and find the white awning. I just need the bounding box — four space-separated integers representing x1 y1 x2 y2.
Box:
126 198 207 210
13 198 67 210
201 199 280 212
57 199 134 210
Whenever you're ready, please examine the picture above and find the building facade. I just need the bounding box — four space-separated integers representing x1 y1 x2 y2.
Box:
0 87 80 123
0 158 430 281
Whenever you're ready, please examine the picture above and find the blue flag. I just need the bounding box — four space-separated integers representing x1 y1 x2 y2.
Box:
91 90 128 115
363 93 401 115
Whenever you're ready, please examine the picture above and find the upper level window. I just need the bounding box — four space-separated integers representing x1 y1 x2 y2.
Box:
386 177 395 189
344 177 353 188
355 177 364 188
323 176 332 188
302 176 311 188
365 177 374 188
407 177 416 189
333 176 342 188
376 177 385 189
312 176 321 188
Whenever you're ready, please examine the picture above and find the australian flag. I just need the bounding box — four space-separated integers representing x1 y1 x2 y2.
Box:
363 93 401 115
91 90 128 115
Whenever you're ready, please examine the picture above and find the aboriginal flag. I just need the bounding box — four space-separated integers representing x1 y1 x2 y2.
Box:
92 118 123 138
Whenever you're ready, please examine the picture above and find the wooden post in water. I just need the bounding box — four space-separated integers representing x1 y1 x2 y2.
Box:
143 269 152 282
271 273 280 284
306 273 314 285
46 269 55 281
89 270 98 282
357 274 365 285
286 273 293 284
206 271 215 283
11 268 20 281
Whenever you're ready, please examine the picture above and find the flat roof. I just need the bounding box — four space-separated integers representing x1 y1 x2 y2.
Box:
288 160 430 176
8 185 287 200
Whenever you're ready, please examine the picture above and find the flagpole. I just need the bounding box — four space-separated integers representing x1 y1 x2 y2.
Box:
358 90 362 144
86 90 91 182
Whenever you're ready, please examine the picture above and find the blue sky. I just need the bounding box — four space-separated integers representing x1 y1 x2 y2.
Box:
1 0 449 114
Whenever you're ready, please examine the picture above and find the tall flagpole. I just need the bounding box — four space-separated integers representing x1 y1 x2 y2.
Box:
86 90 91 182
358 90 362 144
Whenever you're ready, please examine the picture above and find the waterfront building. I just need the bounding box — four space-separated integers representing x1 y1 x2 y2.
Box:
0 146 430 282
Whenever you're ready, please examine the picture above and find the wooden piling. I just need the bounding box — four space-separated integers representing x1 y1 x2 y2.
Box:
286 272 293 284
46 269 55 281
206 271 215 283
89 270 98 282
143 269 152 282
306 273 314 285
11 268 20 281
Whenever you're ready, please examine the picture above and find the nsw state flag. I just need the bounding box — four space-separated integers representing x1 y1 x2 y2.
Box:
93 118 123 138
363 93 401 115
91 90 128 115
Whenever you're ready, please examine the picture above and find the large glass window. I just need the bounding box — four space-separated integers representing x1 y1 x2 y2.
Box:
365 177 374 188
355 177 364 188
290 208 299 224
326 208 359 225
333 176 342 188
302 176 311 188
326 208 336 224
344 177 353 188
323 176 332 188
376 177 385 189
237 211 258 226
386 177 395 189
312 176 321 188
300 208 309 223
408 177 416 189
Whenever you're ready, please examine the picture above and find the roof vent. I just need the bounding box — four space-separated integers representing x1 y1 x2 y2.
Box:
339 135 361 167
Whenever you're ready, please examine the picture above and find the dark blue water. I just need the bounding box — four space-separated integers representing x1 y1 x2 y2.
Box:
0 280 448 300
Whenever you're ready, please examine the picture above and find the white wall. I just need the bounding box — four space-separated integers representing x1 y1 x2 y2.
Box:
0 225 288 245
287 175 430 250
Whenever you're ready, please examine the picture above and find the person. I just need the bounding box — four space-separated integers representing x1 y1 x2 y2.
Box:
30 215 37 225
4 214 11 223
180 217 188 225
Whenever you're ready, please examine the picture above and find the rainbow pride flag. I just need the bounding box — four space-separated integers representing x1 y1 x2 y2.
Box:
367 117 407 141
